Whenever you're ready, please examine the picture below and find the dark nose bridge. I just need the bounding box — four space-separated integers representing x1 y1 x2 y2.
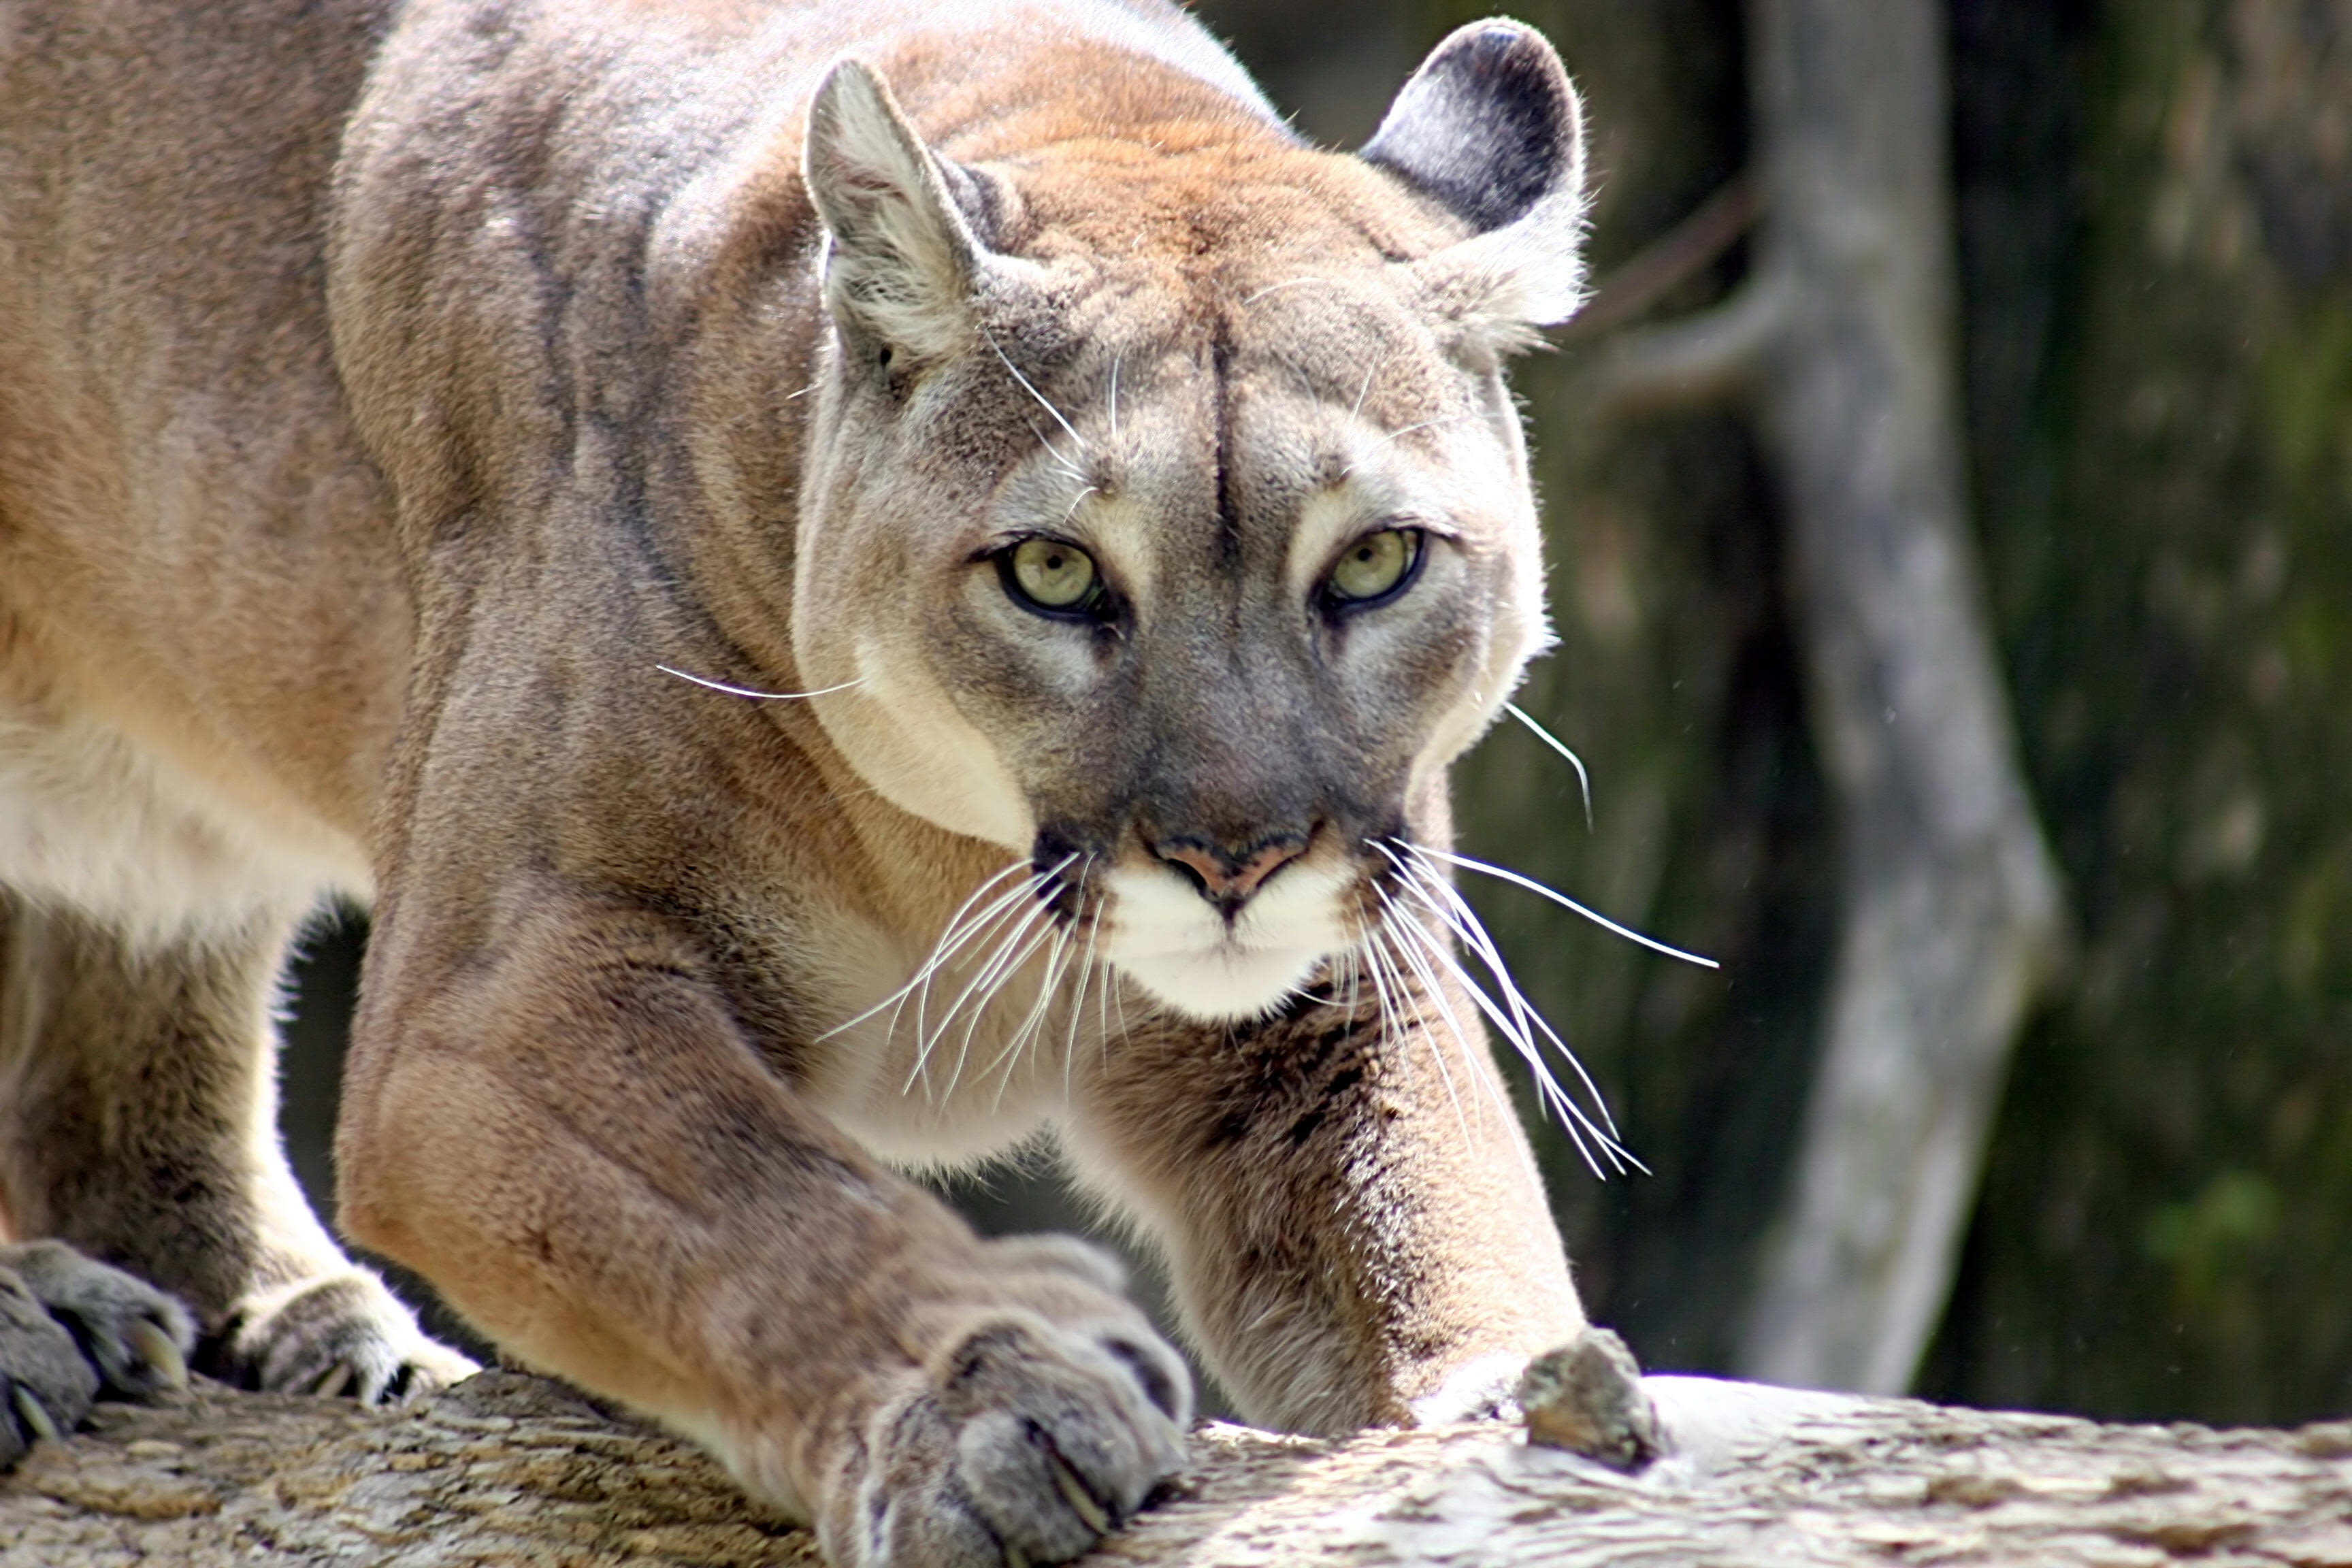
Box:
1139 637 1318 906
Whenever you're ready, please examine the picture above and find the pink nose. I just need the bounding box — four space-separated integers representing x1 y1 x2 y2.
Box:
1156 838 1308 906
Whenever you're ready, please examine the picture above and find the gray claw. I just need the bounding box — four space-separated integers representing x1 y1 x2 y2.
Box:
311 1360 355 1399
126 1318 189 1392
1048 1450 1111 1536
12 1386 61 1446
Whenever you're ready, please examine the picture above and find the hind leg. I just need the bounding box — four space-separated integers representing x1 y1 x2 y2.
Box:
0 891 474 1415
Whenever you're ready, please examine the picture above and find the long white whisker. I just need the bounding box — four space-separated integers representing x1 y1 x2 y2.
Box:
1096 927 1115 1072
909 855 1076 1093
1062 873 1102 1098
1386 842 1640 1173
1504 702 1593 832
990 917 1075 1111
1383 843 1565 1111
1370 890 1475 1075
1370 894 1478 1140
910 889 1029 1056
1358 927 1402 1077
1107 350 1121 444
828 860 1028 1055
995 858 1092 1103
938 907 1058 1103
1358 931 1399 1067
1349 353 1388 423
1382 885 1522 1130
1400 845 1635 1151
657 666 865 702
1414 845 1718 969
1416 887 1629 1174
904 879 1047 1094
932 851 1078 1092
986 331 1087 451
1339 417 1446 479
1363 922 1470 1147
1386 928 1475 1144
1382 848 1541 1065
1107 944 1134 1061
1240 276 1338 306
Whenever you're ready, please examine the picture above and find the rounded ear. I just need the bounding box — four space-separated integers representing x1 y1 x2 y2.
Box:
1362 21 1590 345
803 59 998 362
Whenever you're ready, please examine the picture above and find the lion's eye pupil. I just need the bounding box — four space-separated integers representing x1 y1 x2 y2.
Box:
1326 528 1421 605
1007 537 1100 614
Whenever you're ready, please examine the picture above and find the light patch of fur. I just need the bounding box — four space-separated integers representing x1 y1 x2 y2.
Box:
1407 1350 1524 1424
0 704 365 945
806 638 1034 851
1064 492 1159 609
1411 193 1594 357
1102 855 1354 1022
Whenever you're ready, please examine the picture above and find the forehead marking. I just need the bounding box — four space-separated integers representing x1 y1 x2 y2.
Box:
1209 318 1241 572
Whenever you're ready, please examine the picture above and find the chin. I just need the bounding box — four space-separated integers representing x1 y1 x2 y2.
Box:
1115 943 1328 1022
1101 858 1356 1023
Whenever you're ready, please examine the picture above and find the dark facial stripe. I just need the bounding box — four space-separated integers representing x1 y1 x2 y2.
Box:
1209 318 1242 573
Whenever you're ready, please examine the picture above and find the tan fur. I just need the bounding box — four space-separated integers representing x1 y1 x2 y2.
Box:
1 1 1592 1560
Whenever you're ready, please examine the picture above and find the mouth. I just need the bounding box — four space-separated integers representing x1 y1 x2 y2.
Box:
1093 853 1357 1022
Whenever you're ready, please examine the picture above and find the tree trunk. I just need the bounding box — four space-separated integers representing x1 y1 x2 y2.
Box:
8 1373 2352 1565
1732 0 2065 1394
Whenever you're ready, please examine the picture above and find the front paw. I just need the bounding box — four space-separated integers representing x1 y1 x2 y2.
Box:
835 1294 1190 1566
0 1241 199 1465
4 1240 195 1407
218 1270 476 1403
0 1267 99 1467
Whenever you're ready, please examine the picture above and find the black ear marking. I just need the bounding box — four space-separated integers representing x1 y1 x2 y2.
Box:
1361 21 1581 234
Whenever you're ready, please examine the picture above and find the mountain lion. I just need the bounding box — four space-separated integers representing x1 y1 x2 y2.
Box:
0 0 1601 1559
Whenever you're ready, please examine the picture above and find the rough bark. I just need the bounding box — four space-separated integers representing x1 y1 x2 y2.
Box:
8 1372 2352 1566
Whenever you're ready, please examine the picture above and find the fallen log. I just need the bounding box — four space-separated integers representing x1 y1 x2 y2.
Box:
5 1369 2351 1566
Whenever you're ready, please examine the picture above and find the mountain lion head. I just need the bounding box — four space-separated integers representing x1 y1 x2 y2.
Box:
791 24 1587 1022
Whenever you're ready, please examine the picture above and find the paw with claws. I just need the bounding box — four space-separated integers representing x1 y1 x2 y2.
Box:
822 1241 1192 1567
0 1241 195 1465
218 1270 477 1403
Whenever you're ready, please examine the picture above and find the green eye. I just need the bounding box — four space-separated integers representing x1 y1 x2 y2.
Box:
1326 528 1422 605
1006 537 1101 612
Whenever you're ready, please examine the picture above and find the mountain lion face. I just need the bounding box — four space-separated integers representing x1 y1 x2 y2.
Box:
793 52 1581 1022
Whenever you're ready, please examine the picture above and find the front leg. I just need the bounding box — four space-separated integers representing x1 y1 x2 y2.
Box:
1064 964 1584 1435
340 896 1188 1568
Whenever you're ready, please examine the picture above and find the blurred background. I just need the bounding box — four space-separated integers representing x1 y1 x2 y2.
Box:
280 0 2352 1427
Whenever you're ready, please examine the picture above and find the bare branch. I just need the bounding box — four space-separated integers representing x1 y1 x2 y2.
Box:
1572 268 1793 421
1555 173 1762 346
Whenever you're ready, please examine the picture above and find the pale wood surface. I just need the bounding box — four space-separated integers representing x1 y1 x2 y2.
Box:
7 1372 2352 1565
